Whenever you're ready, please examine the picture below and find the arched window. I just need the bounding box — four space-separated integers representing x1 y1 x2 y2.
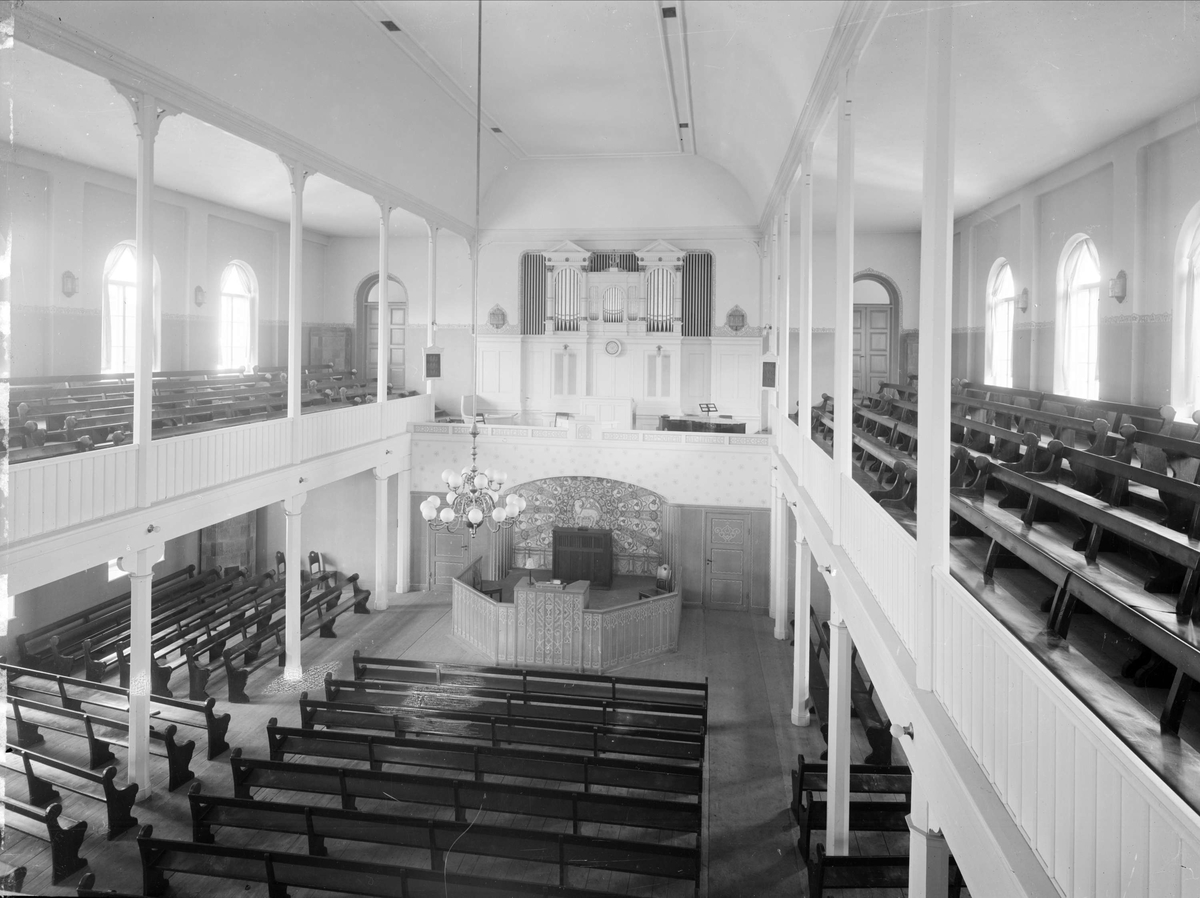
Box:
1189 227 1200 408
102 242 160 373
1058 236 1101 399
986 259 1016 388
219 261 257 369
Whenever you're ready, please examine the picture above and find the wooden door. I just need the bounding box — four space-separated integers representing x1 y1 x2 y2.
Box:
853 305 891 394
429 529 468 587
366 304 406 391
703 511 750 610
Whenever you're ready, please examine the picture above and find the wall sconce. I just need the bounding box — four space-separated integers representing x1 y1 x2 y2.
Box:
62 271 78 298
194 286 207 308
656 345 663 357
819 564 836 577
1109 270 1127 303
889 723 914 740
1017 288 1029 313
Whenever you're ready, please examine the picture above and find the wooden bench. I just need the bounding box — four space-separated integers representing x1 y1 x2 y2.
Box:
8 694 196 791
136 824 639 898
790 752 911 860
7 744 138 839
303 693 707 762
0 797 87 884
2 657 231 760
228 749 702 837
0 862 26 893
75 873 142 897
188 782 702 896
267 717 703 797
809 843 965 897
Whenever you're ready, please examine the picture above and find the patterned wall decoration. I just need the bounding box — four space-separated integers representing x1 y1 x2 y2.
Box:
507 476 664 576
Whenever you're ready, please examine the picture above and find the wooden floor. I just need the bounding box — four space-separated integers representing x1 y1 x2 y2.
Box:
2 585 922 898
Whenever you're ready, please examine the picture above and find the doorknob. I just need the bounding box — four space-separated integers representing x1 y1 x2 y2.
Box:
705 559 711 566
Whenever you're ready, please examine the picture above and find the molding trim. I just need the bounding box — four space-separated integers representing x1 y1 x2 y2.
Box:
757 0 890 234
14 5 474 238
479 226 761 245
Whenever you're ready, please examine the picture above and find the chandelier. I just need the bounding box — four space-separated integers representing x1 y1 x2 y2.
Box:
421 0 524 538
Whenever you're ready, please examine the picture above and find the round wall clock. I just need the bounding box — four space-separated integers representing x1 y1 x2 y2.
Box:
604 339 623 357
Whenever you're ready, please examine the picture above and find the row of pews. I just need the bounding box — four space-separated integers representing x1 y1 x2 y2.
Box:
3 364 419 463
810 379 1200 781
89 656 711 898
12 556 371 706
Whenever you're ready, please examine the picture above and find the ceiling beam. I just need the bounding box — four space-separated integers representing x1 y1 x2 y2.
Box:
757 0 890 237
656 0 696 155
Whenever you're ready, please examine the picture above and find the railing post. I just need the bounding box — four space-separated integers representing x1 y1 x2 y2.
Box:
774 487 790 641
832 65 856 545
425 220 439 395
915 0 956 691
118 543 163 799
113 86 174 508
281 492 307 678
908 771 951 896
396 465 412 595
373 467 391 611
826 594 852 854
281 157 310 464
796 146 814 485
377 200 395 416
791 534 812 726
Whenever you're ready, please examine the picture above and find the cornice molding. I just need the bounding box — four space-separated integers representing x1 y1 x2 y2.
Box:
757 0 889 236
479 226 761 246
14 5 475 239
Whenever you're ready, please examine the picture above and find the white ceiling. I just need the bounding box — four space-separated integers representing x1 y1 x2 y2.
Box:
8 43 429 237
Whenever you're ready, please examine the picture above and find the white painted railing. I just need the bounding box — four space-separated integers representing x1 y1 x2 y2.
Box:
150 416 292 503
840 478 917 657
450 577 500 662
778 414 801 475
6 444 139 541
584 591 681 672
803 437 837 526
299 403 382 460
384 393 434 437
931 568 1200 897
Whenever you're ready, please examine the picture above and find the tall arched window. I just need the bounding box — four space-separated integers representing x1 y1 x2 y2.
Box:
102 242 160 373
986 259 1015 388
1189 228 1200 407
1058 236 1101 399
219 261 258 369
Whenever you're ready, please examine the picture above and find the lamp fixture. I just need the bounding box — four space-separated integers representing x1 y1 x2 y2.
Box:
1017 287 1029 313
62 271 78 298
1109 270 1127 303
421 0 523 540
194 285 207 308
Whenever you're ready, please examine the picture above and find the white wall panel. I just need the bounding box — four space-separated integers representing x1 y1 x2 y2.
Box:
8 444 138 541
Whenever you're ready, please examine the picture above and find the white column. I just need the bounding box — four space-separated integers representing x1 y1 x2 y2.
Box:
118 543 162 799
908 774 952 896
377 200 394 409
281 492 307 678
768 470 781 623
778 203 792 418
114 87 172 507
832 67 856 545
425 221 439 395
774 496 790 641
915 0 956 691
791 535 812 725
374 468 391 611
281 158 310 463
1019 199 1039 387
797 147 815 472
396 466 412 594
769 216 779 356
825 608 853 854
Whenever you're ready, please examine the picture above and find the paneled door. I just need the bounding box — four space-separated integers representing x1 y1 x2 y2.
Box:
703 511 750 610
367 303 406 392
429 530 468 587
853 305 891 395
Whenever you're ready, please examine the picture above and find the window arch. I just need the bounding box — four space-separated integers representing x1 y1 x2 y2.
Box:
1189 228 1200 408
1057 236 1101 399
986 259 1016 388
219 261 258 370
102 241 161 373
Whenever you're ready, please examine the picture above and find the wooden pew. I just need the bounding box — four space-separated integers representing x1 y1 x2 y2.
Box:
790 754 912 859
809 843 965 897
136 824 640 898
75 873 142 898
267 718 703 797
6 745 138 839
7 695 196 791
228 749 703 837
303 693 707 762
0 798 88 885
2 658 231 760
0 863 26 893
188 783 702 896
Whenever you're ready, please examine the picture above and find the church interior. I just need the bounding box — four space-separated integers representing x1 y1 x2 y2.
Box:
3 1 1200 895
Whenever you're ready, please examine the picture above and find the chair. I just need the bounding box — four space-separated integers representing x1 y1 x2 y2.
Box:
460 395 485 423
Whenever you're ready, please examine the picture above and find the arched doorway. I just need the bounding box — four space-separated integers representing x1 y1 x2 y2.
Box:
354 273 408 390
853 269 902 393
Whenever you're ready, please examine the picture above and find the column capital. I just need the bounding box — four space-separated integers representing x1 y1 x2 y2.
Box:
377 198 397 220
277 155 313 194
425 219 440 239
110 84 178 142
118 543 165 578
281 492 308 516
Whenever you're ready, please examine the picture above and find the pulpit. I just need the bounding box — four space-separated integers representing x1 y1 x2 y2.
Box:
552 528 613 588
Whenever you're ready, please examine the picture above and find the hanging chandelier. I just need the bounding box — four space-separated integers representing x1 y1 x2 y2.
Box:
421 0 523 539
